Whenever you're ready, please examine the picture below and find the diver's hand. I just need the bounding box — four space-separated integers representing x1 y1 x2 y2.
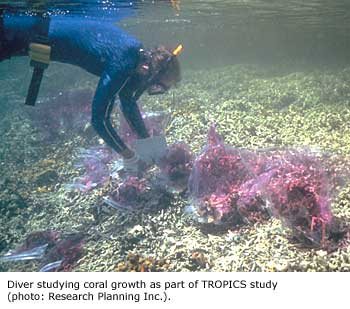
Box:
132 135 168 164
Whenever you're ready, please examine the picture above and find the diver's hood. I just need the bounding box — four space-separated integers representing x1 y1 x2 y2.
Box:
133 44 183 99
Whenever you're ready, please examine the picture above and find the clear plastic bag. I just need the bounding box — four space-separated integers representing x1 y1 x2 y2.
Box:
66 146 113 192
104 176 172 212
41 233 85 272
186 125 343 243
188 125 255 224
158 142 194 192
0 230 58 262
26 89 93 139
0 231 84 272
119 111 169 147
255 149 335 246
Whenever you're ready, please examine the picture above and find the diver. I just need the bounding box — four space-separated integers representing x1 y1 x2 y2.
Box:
0 10 182 174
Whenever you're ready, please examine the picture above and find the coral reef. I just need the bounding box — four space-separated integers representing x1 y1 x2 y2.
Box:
1 64 350 271
115 253 170 272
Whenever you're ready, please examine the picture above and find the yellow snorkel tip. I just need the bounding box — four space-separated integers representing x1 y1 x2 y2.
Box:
172 44 184 56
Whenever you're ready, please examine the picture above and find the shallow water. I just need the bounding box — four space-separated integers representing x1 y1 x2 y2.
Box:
1 1 350 272
1 0 350 67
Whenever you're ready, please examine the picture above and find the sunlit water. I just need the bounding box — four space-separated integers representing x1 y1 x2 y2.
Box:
1 0 350 67
1 1 349 109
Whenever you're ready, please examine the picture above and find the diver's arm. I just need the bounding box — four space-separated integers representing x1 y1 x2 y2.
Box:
119 92 150 139
91 71 134 158
119 87 167 165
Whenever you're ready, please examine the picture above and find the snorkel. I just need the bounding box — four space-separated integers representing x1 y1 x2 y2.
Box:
172 44 184 56
132 44 183 100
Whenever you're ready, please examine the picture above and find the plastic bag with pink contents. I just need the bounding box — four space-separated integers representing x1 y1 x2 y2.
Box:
158 142 194 192
188 125 258 225
253 148 340 246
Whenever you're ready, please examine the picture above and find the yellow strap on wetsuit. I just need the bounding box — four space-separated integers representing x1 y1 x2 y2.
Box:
25 0 51 106
29 43 51 65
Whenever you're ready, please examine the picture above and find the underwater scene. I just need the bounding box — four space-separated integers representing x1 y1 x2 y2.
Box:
1 0 350 272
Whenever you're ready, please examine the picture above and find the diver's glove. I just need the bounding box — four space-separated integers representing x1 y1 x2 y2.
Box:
122 154 142 177
132 135 168 164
